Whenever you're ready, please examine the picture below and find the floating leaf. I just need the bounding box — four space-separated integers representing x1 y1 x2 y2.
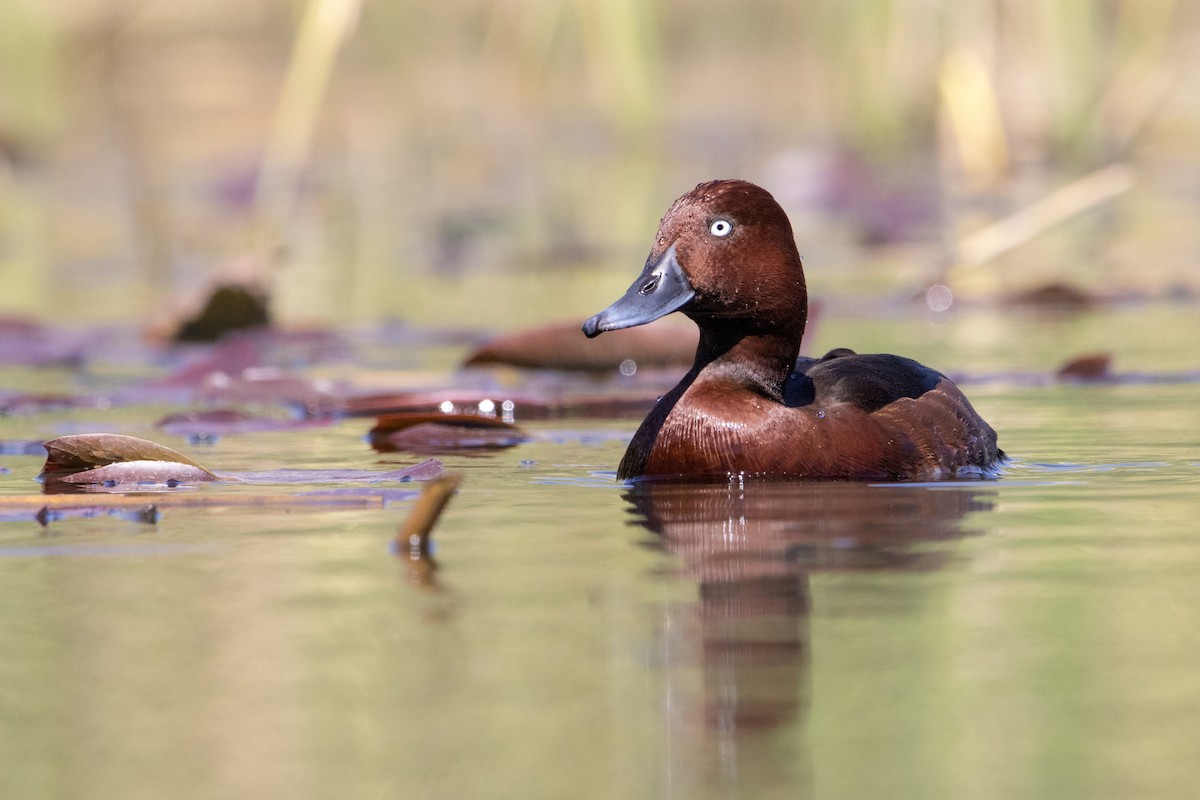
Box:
368 413 529 453
1 392 101 416
233 459 446 484
0 318 85 367
341 390 657 421
156 408 333 438
338 390 543 418
1002 282 1097 311
146 337 263 390
196 371 346 411
1056 352 1113 382
463 318 698 371
40 434 218 489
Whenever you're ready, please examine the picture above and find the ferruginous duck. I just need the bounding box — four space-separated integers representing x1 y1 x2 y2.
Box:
583 179 1004 481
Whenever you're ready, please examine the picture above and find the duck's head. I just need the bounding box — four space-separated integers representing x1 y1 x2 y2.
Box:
583 179 808 339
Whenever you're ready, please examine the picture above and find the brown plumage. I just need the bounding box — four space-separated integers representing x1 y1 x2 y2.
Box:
583 179 1004 480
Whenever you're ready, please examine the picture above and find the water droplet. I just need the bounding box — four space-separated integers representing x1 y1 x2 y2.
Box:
438 400 455 414
817 409 826 419
478 398 495 415
619 359 637 376
925 284 954 312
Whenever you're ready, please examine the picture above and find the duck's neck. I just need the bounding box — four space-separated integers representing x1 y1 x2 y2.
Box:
693 318 805 403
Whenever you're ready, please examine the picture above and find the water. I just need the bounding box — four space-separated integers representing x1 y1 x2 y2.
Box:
1 305 1199 800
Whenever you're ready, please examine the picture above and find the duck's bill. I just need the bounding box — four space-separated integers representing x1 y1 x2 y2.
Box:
582 244 695 338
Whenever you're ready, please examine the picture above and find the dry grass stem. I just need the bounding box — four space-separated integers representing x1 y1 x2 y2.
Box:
395 473 464 561
955 163 1135 268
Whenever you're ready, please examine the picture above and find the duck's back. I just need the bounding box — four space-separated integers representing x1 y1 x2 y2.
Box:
625 348 1003 480
795 349 1002 478
787 349 943 411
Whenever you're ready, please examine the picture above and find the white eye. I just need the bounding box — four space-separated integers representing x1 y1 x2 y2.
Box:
710 219 733 237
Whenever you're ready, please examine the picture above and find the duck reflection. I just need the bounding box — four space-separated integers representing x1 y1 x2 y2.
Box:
623 479 996 788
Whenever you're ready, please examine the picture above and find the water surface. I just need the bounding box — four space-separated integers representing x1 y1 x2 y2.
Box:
1 306 1198 800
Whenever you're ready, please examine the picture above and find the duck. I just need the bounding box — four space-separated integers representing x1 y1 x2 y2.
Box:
582 179 1004 481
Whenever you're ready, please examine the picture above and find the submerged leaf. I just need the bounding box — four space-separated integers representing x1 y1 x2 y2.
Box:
50 461 218 489
41 434 217 481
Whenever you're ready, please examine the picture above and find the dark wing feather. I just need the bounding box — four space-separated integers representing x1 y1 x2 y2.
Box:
785 349 944 412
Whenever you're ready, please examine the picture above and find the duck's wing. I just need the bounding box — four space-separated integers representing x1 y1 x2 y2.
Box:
786 349 942 412
787 349 1003 474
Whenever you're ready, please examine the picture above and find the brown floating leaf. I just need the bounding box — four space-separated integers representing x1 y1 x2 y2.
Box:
369 412 529 453
41 434 218 491
155 408 333 437
340 390 657 421
195 370 345 410
463 317 698 371
1003 282 1097 311
1056 352 1113 382
147 337 263 390
42 434 217 478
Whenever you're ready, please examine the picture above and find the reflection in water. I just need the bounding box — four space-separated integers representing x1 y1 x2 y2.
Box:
623 479 997 794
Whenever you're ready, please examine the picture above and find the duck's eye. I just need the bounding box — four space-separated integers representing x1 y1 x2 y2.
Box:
709 219 733 237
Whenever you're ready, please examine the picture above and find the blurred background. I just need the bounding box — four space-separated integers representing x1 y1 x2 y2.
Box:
0 0 1196 330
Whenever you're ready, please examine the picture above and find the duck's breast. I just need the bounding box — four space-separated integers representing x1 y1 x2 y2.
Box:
631 360 1001 480
636 381 917 479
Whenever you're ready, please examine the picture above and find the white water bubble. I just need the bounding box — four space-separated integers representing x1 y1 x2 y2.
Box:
925 284 954 312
